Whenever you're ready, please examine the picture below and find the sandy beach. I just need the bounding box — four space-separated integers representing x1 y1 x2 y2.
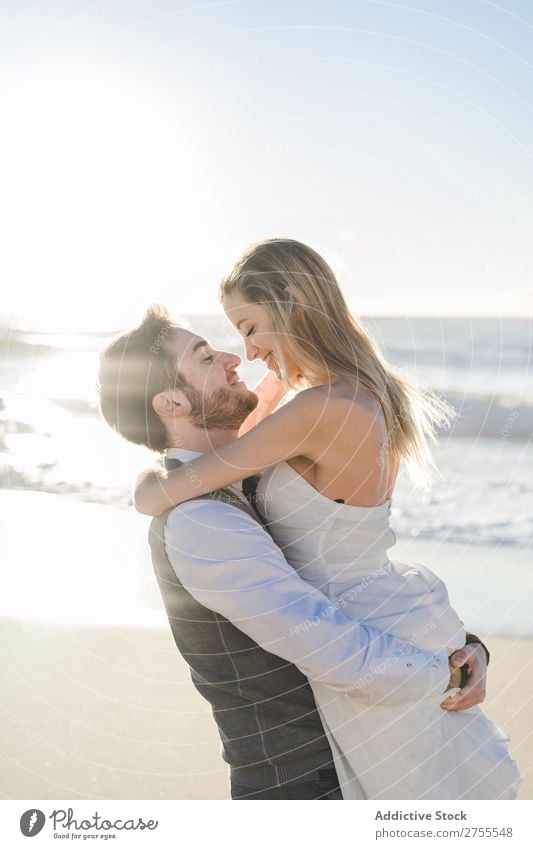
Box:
1 621 530 801
1 491 531 800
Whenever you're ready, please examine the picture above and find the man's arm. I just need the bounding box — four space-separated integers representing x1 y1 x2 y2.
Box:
164 498 451 706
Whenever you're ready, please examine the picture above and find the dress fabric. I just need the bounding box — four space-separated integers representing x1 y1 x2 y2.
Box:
256 461 522 800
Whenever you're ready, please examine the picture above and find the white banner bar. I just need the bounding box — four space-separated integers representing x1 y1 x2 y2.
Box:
1 799 532 848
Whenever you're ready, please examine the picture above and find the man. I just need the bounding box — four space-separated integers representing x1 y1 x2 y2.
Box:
98 304 489 800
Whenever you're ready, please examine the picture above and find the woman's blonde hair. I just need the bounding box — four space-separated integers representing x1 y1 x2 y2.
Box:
219 238 453 487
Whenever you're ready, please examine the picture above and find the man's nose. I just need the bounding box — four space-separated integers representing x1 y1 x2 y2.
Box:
222 350 241 370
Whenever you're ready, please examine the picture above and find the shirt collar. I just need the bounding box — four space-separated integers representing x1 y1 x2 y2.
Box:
166 447 203 463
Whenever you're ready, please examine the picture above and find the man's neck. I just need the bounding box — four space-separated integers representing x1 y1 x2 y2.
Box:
166 427 238 453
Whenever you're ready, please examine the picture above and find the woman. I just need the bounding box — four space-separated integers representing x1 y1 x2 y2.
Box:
135 238 521 799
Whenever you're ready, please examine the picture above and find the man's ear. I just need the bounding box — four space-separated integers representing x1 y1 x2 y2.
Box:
152 389 189 420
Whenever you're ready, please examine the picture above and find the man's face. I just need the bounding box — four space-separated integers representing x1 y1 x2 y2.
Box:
166 327 258 430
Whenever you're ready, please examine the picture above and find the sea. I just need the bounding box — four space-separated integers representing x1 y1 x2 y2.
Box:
1 315 532 549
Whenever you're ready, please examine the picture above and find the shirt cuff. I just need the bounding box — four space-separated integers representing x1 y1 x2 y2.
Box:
464 633 490 666
359 647 450 706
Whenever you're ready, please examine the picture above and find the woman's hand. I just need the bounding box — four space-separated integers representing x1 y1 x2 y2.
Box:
238 371 287 436
134 466 172 516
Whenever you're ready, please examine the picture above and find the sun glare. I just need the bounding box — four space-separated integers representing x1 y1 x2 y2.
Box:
0 73 205 331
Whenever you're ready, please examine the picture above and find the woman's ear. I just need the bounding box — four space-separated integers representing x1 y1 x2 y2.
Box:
152 389 189 420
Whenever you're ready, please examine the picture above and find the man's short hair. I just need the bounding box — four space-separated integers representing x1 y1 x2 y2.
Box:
98 304 186 452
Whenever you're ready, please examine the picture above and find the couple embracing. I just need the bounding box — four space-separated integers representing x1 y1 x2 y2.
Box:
98 238 521 800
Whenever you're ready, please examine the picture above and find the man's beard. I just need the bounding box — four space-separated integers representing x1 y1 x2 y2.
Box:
185 384 258 431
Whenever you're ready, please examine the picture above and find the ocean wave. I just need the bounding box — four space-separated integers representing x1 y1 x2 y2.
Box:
0 464 132 508
0 332 58 359
52 398 100 416
31 391 533 441
2 458 530 548
445 396 532 441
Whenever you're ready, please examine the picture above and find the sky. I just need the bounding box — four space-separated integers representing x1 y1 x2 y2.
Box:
1 0 532 330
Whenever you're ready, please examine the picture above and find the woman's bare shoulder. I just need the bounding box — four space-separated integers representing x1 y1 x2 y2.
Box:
302 381 383 421
289 384 385 453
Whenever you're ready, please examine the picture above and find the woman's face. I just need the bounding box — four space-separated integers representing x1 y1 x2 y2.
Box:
223 291 299 381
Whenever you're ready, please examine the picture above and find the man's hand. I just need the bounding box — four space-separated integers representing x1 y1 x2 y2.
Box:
440 643 488 711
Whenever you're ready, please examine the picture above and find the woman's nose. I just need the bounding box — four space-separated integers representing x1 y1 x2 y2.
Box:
244 336 259 361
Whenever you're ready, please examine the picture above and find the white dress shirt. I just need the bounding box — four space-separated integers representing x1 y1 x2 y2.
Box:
163 448 450 704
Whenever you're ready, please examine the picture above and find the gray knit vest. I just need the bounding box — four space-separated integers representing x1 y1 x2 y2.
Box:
148 458 333 789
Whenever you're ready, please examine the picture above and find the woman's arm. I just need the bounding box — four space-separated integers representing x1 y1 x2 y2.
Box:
238 371 287 436
134 389 322 516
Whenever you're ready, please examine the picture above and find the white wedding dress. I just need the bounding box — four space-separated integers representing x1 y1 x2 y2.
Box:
256 461 522 800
